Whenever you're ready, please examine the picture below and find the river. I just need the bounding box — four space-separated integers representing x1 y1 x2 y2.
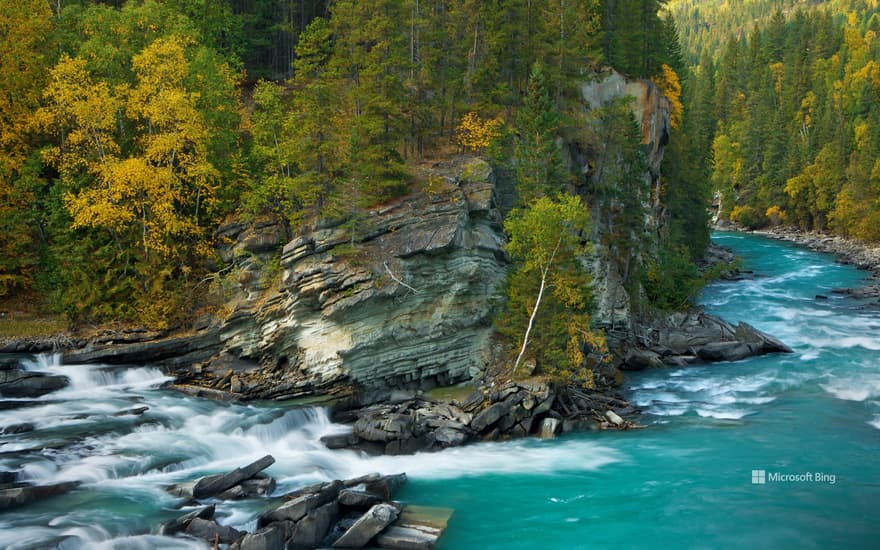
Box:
1 231 878 549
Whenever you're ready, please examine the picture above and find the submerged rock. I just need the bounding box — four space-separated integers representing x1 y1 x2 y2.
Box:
0 481 81 510
159 504 215 535
374 505 454 550
2 422 35 434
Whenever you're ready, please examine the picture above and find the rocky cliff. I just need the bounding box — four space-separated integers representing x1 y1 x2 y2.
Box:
60 71 673 404
65 158 508 403
576 70 672 328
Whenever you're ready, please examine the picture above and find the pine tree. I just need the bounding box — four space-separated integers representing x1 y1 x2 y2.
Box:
514 64 568 203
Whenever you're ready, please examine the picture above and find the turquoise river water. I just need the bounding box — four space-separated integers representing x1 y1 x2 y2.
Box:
1 231 878 549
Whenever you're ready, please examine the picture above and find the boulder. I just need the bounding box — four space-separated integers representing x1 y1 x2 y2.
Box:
184 517 243 544
353 413 414 443
621 349 665 371
258 479 342 527
604 410 624 426
288 501 338 548
695 342 757 362
236 525 286 550
258 493 320 526
192 454 275 499
288 479 344 506
338 489 383 508
165 481 196 499
469 402 508 432
433 423 469 447
0 481 81 511
217 473 276 500
159 504 215 535
735 322 793 353
333 503 399 548
321 432 361 449
0 370 69 398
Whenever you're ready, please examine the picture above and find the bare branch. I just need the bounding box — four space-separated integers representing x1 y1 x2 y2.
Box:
384 261 419 293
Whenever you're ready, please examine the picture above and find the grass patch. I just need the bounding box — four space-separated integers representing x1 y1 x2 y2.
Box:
425 384 476 403
0 314 68 339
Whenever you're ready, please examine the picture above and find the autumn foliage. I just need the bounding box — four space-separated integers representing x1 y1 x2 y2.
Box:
455 112 502 152
652 63 683 129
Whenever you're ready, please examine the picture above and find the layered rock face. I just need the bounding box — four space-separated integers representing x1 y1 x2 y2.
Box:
252 159 506 396
66 158 508 403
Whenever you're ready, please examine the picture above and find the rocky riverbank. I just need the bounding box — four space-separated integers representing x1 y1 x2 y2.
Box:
720 224 880 303
324 379 641 456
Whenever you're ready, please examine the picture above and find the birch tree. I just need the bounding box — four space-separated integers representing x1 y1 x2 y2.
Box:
504 194 591 374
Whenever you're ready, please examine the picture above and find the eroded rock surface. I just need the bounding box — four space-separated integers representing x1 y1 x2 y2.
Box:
64 158 508 405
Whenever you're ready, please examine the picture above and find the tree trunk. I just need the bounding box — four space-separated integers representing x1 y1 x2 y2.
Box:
513 265 548 374
513 237 562 373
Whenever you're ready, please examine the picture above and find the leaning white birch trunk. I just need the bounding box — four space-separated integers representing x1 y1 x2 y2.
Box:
512 237 562 374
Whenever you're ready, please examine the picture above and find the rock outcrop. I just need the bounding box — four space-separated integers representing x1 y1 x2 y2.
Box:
47 68 682 412
577 70 672 327
620 312 793 370
64 158 508 404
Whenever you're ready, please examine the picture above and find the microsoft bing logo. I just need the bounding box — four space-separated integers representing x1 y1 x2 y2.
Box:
752 470 766 484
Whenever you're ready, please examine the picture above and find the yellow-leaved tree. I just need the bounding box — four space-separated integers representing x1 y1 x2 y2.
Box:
456 112 502 152
45 37 220 261
39 35 237 326
0 0 54 295
121 35 218 258
652 64 683 130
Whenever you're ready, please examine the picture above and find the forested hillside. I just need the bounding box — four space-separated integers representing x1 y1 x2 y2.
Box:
0 0 707 343
667 0 827 65
672 0 880 239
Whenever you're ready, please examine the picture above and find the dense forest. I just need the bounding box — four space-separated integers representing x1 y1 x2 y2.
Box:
671 0 880 238
667 0 827 65
0 0 703 330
